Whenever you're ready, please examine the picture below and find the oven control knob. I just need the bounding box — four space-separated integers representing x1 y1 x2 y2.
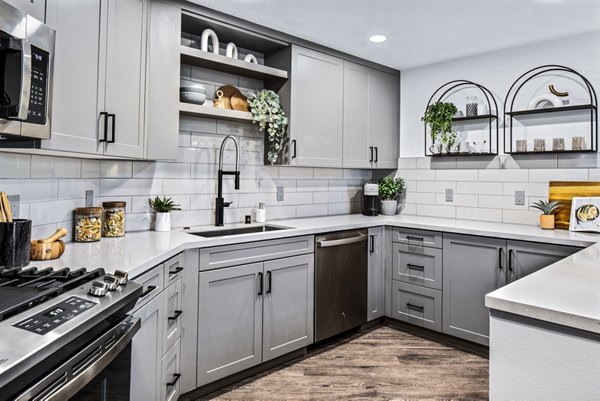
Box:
89 281 109 297
103 275 119 291
113 270 129 285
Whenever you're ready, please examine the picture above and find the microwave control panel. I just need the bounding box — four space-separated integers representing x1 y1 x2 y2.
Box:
25 45 49 125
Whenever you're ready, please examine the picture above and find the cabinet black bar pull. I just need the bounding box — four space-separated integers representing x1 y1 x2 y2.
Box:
498 248 505 271
292 140 297 158
139 285 156 299
166 373 181 387
374 147 378 162
266 271 272 294
169 266 184 275
168 310 182 321
99 112 108 142
369 235 375 253
406 303 424 311
407 263 425 271
369 147 374 162
508 249 514 273
257 272 263 296
406 236 424 243
107 113 116 144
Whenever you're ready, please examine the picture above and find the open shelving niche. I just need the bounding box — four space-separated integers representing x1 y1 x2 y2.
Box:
178 11 290 128
424 80 499 157
504 65 598 155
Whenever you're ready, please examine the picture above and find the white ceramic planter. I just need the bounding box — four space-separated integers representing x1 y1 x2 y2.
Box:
155 212 171 232
380 200 398 216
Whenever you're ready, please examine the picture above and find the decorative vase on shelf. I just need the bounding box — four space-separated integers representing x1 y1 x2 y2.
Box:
380 200 398 216
155 212 171 232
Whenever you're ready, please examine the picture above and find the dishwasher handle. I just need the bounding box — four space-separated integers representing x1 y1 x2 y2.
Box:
316 234 368 248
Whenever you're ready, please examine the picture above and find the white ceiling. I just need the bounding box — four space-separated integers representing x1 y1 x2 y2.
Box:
190 0 600 70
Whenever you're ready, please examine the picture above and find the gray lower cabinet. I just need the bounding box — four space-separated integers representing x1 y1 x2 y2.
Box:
392 242 442 290
507 240 580 283
197 254 314 386
442 234 507 345
391 281 442 332
367 227 385 321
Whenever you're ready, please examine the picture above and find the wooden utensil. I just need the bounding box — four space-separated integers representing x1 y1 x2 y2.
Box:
30 227 68 261
37 227 68 243
0 192 12 223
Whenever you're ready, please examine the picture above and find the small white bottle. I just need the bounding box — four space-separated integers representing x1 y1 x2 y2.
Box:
255 202 266 223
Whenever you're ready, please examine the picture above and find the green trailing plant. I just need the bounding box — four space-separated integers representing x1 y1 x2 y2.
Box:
421 101 458 153
247 89 288 165
148 196 181 213
378 177 406 200
531 200 561 215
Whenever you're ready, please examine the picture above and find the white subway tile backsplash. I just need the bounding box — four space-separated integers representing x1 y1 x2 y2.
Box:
435 169 478 181
342 169 372 179
435 193 478 207
101 179 162 196
502 182 549 197
58 179 100 200
416 180 456 193
278 167 314 179
456 207 503 223
406 192 436 205
528 168 589 183
397 157 417 169
29 199 82 226
0 153 31 178
81 160 101 178
100 161 133 178
478 169 529 182
478 195 528 210
133 162 191 179
314 168 344 179
296 180 329 192
416 204 456 219
502 209 539 226
31 156 81 178
456 181 503 195
0 179 58 202
396 169 436 181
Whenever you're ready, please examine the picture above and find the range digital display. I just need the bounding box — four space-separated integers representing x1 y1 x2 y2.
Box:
14 296 97 335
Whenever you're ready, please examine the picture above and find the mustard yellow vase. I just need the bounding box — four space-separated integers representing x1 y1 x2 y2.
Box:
540 214 555 230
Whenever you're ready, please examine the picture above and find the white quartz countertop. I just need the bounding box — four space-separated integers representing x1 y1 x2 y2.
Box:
24 213 600 334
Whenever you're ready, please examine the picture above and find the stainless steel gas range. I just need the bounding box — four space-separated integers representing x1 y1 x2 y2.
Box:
0 266 142 401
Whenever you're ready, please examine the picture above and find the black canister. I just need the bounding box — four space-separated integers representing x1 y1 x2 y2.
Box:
0 219 32 269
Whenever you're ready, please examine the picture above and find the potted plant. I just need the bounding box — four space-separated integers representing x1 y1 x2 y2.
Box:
247 89 288 165
421 101 457 154
148 196 181 232
531 200 561 230
378 177 406 215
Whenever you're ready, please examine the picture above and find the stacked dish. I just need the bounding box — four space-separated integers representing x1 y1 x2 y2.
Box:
180 85 207 105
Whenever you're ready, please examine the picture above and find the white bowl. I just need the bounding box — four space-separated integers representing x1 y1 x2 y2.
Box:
180 91 207 105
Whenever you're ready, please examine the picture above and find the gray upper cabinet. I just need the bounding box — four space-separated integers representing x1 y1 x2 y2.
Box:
197 263 263 386
367 226 385 321
342 61 399 169
507 241 580 284
289 45 344 167
442 233 507 345
262 254 314 362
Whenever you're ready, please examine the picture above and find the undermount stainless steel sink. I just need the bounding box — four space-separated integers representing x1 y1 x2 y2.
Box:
188 225 289 238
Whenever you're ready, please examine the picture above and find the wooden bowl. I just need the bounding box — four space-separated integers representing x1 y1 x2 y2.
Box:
31 240 65 261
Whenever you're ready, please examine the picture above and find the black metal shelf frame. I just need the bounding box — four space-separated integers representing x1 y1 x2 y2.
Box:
424 80 499 157
503 65 598 154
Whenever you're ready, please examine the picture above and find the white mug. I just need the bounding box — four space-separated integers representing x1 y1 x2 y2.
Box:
477 104 489 115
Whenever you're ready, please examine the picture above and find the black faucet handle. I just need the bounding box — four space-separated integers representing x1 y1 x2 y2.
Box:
234 172 240 190
224 201 233 207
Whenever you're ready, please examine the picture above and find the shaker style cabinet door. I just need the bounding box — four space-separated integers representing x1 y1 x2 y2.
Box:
367 226 385 321
289 45 344 167
370 69 399 169
343 61 372 168
197 263 264 386
101 0 146 158
442 233 507 345
262 254 314 362
44 0 104 155
507 241 581 284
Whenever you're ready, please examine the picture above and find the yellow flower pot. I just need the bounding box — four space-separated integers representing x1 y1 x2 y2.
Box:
540 214 555 230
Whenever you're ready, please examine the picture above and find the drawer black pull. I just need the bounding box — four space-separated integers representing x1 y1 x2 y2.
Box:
168 310 182 321
406 236 424 243
498 248 505 271
407 263 425 271
369 235 375 253
406 303 424 311
291 139 297 158
374 147 378 163
508 249 515 273
369 146 374 162
166 373 181 387
169 266 184 275
99 112 108 142
257 272 263 296
139 285 156 299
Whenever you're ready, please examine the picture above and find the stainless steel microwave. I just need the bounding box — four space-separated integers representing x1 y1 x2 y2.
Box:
0 0 54 140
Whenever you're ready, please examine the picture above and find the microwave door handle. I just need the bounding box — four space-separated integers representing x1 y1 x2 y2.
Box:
16 40 32 120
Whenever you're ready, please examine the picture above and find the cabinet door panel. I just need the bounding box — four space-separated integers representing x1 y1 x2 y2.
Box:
367 227 384 321
392 243 442 290
160 339 181 401
163 277 182 355
131 292 164 401
102 0 145 158
290 45 343 167
391 281 442 332
371 70 399 169
507 241 581 283
343 61 371 168
44 0 103 155
197 263 263 386
443 233 506 345
263 254 314 361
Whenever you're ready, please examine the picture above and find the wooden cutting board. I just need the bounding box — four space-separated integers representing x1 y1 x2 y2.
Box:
549 181 600 229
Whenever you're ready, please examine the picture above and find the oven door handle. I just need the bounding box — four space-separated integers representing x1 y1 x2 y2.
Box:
16 39 32 120
316 234 368 248
14 315 141 401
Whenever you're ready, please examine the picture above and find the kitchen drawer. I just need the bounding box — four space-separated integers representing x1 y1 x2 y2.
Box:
392 228 442 249
161 338 181 401
132 264 165 312
392 243 442 290
164 252 184 284
163 277 183 356
391 281 442 332
199 235 314 271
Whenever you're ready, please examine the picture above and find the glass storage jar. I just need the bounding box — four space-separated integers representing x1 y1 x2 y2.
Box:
102 201 126 237
74 207 102 243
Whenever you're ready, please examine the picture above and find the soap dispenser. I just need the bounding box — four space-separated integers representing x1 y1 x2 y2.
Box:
255 203 266 223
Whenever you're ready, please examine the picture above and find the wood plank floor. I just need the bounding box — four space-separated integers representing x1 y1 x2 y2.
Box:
200 326 489 401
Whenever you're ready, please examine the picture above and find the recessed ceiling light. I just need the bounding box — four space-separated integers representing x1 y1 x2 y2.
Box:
369 34 388 43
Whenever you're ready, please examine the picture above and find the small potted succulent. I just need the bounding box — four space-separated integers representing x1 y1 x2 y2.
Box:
149 196 181 232
378 177 406 216
531 200 561 230
421 101 458 154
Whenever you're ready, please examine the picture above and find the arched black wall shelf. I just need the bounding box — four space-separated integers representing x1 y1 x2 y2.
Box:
504 65 598 154
424 80 499 157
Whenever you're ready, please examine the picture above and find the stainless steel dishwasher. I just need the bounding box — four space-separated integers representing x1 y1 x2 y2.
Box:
315 229 368 342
